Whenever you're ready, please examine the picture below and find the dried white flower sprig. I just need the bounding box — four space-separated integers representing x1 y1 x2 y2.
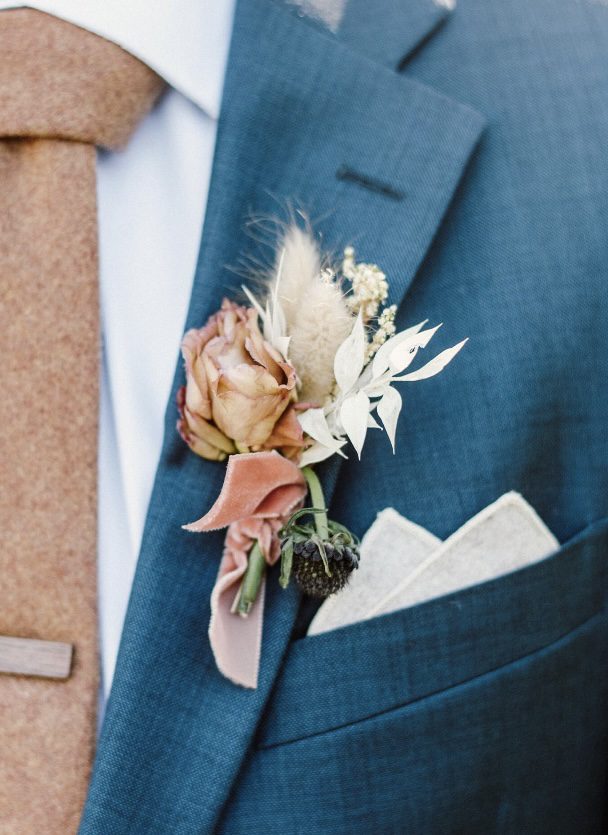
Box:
301 314 467 465
247 227 467 466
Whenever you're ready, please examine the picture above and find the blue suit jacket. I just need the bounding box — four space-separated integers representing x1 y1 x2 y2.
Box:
80 0 608 831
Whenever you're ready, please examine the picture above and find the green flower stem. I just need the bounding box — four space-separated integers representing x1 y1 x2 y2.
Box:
301 466 329 540
235 541 266 617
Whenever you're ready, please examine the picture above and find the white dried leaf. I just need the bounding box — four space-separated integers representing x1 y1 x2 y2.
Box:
298 407 341 450
372 320 428 378
377 386 403 452
271 300 287 348
300 440 346 467
241 285 266 321
363 384 391 399
339 391 370 458
263 300 273 343
387 324 442 375
275 336 291 357
395 339 468 382
334 313 366 395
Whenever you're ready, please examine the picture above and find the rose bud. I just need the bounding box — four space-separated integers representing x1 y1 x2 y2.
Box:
177 300 304 460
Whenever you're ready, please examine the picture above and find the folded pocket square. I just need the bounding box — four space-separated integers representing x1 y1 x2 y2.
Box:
308 492 559 636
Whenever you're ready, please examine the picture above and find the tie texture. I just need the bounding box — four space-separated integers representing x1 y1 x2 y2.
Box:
0 10 164 834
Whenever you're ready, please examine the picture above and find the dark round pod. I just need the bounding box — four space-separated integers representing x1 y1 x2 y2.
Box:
292 539 360 597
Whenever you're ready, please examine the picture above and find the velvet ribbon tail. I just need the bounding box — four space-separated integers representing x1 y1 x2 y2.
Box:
184 451 306 688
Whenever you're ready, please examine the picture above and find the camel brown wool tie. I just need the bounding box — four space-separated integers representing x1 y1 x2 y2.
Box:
0 10 165 833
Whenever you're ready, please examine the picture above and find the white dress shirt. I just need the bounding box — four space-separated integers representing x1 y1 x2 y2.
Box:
0 0 236 707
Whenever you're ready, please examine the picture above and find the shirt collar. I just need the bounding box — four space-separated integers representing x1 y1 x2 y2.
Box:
0 0 236 118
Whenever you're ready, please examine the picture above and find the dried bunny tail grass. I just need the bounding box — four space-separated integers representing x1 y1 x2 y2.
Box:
265 223 354 402
289 279 354 402
228 210 313 299
271 225 322 326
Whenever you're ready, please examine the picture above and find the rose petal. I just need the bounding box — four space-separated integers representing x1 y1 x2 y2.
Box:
211 385 291 447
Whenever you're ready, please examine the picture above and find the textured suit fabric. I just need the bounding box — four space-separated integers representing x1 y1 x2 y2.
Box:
0 10 164 834
81 0 608 832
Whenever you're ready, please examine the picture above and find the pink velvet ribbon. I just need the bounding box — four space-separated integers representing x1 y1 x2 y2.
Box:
183 451 306 688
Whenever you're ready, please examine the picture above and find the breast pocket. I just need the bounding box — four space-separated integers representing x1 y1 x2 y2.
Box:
257 516 608 748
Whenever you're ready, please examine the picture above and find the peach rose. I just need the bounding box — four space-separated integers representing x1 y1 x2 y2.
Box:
177 300 305 460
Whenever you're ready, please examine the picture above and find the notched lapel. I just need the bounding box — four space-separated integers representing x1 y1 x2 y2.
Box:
339 0 451 68
81 1 485 832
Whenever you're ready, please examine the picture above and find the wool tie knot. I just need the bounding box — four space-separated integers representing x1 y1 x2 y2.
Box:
0 8 165 149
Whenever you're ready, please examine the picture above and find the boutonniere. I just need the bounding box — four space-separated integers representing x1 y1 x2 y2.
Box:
177 225 467 687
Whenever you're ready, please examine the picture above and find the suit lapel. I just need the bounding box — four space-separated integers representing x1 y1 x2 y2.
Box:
340 0 451 68
81 1 484 831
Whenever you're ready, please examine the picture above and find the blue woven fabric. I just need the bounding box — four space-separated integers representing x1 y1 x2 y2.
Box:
80 0 608 832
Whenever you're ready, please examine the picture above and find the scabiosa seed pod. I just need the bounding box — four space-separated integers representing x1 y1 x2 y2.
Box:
278 466 361 598
292 536 360 597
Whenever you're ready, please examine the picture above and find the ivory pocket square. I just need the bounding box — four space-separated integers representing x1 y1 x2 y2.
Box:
308 492 559 636
307 509 440 636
